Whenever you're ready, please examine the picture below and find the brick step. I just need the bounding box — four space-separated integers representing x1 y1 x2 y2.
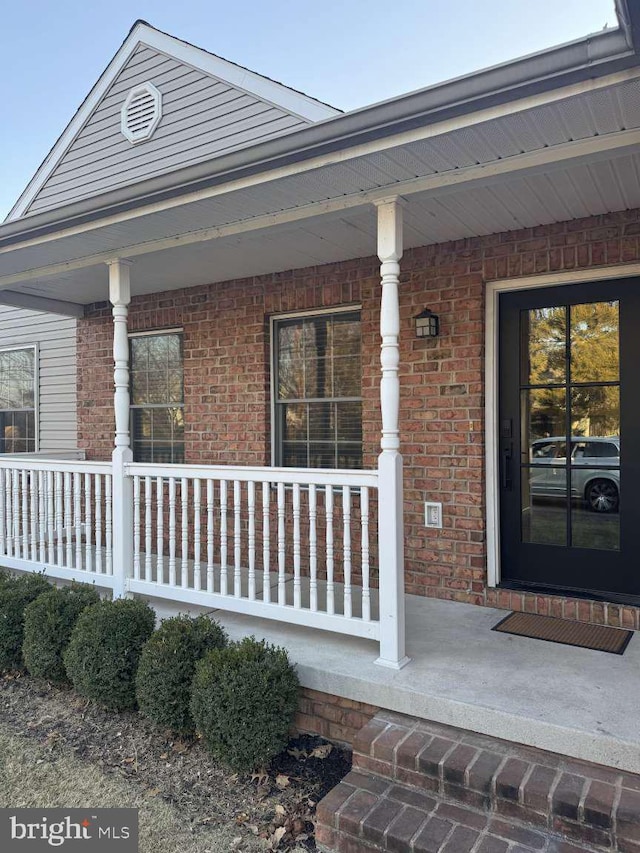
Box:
317 769 599 853
334 711 640 852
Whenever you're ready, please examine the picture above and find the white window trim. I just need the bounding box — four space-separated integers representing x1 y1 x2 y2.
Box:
269 305 362 467
485 263 640 589
0 343 39 454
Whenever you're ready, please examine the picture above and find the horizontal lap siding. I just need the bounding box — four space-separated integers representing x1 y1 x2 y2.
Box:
77 208 640 628
0 308 77 451
27 44 309 215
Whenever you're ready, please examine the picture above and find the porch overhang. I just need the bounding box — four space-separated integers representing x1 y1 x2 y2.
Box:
3 23 640 311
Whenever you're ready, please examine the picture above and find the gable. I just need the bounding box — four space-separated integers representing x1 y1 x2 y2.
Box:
10 24 339 220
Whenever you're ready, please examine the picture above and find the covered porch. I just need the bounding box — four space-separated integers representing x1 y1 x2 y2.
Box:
3 27 640 671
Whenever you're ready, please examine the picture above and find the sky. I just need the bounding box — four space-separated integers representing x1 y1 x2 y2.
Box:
0 0 619 220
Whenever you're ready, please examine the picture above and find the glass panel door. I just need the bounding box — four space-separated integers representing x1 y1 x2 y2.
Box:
499 279 640 599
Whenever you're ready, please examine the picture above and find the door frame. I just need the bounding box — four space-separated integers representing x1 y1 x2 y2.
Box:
484 262 640 590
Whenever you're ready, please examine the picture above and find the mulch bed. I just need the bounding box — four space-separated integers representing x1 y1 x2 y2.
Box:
0 673 351 850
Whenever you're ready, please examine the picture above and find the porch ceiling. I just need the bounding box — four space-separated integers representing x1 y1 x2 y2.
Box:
3 70 640 306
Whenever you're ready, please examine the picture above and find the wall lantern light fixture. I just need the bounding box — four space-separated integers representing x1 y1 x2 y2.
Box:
415 308 440 338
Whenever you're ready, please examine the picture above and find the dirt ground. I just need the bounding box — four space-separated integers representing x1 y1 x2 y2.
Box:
0 673 351 851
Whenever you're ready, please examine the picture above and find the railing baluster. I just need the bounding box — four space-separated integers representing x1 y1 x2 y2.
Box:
55 471 63 566
277 482 286 606
169 477 177 587
181 477 189 589
193 478 201 592
38 471 46 564
64 471 72 568
144 476 152 582
47 471 55 564
95 474 103 574
220 479 228 596
262 482 270 604
84 473 92 573
74 472 82 570
343 486 352 619
325 485 334 615
30 470 37 561
309 484 317 612
21 470 28 559
206 479 214 593
13 469 20 559
247 481 255 601
361 487 371 621
293 483 301 609
0 469 5 557
105 475 113 575
5 470 12 558
156 476 163 584
133 475 141 581
234 480 241 598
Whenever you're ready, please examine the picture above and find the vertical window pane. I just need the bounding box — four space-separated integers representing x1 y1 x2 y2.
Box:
130 333 184 463
0 348 36 455
275 312 362 469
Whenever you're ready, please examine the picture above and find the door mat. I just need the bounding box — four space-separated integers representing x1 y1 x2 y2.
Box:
492 611 633 654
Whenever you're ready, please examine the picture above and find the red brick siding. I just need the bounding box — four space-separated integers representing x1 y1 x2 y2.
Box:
77 208 640 628
293 687 378 747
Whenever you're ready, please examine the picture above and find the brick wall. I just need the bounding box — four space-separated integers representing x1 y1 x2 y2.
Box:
293 688 378 747
77 208 640 628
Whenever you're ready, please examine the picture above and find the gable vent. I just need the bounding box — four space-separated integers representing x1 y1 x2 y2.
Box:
120 82 162 144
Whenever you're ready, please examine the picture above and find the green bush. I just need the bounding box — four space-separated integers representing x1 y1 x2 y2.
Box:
190 637 299 772
63 598 155 710
136 614 227 734
0 572 51 671
22 583 101 683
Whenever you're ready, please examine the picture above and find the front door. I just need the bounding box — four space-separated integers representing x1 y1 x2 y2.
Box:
499 278 640 599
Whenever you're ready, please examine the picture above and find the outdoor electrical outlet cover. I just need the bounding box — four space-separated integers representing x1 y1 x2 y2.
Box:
425 502 443 529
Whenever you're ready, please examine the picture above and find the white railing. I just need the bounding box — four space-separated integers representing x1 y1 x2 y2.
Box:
0 458 114 587
126 463 379 640
0 457 381 644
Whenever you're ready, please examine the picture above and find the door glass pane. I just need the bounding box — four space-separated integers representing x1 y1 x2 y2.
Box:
521 466 567 545
521 388 566 463
571 387 620 443
522 306 566 385
572 468 620 550
570 301 619 383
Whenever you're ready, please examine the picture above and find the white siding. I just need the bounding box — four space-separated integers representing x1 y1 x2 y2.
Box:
0 308 77 451
27 44 309 215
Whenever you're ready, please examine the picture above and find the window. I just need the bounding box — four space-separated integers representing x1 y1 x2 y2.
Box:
0 347 36 454
130 332 184 463
273 310 362 469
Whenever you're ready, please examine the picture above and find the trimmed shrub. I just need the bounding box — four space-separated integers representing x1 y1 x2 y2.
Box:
190 637 299 772
136 614 227 734
0 572 51 671
63 598 155 710
22 583 100 683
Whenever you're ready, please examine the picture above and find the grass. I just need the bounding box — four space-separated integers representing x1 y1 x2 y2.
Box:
0 723 267 853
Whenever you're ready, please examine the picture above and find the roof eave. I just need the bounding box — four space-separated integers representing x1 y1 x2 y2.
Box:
1 26 637 249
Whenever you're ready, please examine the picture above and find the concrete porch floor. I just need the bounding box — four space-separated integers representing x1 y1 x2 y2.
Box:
150 593 640 775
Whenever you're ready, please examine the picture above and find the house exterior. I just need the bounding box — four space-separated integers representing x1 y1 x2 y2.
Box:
0 306 78 455
3 4 640 681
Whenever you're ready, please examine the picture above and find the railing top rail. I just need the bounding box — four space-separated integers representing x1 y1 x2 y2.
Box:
0 458 112 475
126 462 379 488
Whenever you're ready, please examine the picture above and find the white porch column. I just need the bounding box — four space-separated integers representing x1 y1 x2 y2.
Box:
375 198 410 669
107 259 133 599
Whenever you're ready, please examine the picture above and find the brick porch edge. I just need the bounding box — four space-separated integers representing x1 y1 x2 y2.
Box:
316 711 640 853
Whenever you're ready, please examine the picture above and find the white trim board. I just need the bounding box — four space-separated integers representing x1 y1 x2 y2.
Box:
484 262 640 588
6 22 339 222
